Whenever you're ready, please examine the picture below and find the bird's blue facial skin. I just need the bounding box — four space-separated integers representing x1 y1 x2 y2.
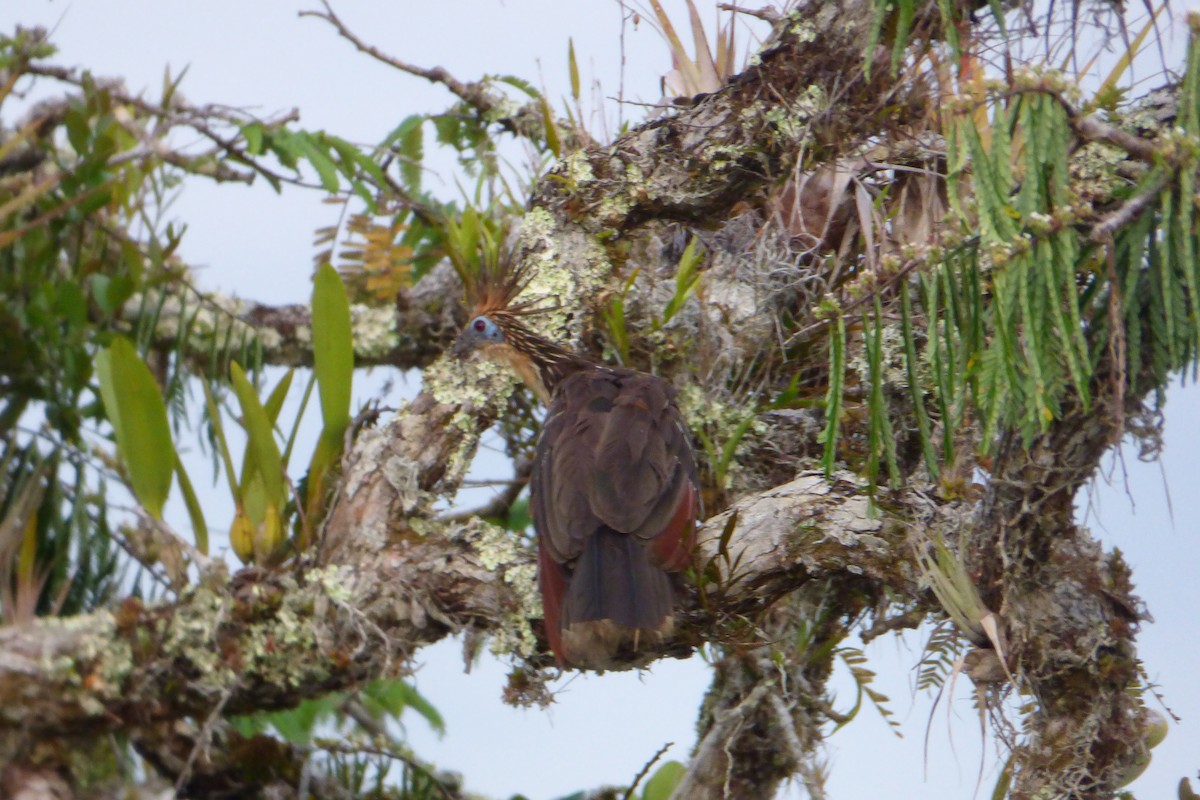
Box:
471 316 504 343
453 315 505 359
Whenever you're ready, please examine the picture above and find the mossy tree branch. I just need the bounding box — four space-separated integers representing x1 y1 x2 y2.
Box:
131 261 464 374
1 3 1190 797
0 472 899 750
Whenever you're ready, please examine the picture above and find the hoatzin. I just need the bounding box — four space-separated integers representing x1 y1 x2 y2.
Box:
453 264 700 670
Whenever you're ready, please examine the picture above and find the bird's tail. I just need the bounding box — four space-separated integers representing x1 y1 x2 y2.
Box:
555 528 674 669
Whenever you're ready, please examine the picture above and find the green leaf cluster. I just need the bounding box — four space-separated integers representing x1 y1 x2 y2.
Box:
232 678 444 746
953 91 1092 443
817 22 1200 491
0 438 120 622
197 264 355 564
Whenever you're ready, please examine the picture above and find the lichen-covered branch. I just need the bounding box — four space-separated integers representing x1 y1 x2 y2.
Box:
0 471 894 749
530 0 898 235
135 262 463 372
967 390 1148 799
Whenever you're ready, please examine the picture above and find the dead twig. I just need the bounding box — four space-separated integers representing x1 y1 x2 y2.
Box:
717 4 781 23
622 741 674 800
301 1 543 140
442 457 533 523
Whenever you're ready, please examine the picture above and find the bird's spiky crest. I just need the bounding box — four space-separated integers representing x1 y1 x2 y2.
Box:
443 207 556 321
466 255 555 321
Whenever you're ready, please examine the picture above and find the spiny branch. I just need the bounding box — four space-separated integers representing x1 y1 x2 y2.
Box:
441 457 532 524
622 741 675 800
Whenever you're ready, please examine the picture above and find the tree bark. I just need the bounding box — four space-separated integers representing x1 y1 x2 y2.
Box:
137 261 464 373
0 2 1178 797
0 470 897 745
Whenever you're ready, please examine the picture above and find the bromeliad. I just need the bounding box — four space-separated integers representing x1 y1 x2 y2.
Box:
453 261 700 670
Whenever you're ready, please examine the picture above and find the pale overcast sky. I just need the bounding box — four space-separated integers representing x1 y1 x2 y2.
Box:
7 2 1199 798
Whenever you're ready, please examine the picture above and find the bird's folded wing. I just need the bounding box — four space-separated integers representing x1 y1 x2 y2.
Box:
532 369 697 565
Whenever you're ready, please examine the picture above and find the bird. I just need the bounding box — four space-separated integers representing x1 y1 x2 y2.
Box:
452 261 701 670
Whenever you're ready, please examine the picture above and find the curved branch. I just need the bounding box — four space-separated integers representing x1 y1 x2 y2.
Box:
301 1 548 142
0 471 895 746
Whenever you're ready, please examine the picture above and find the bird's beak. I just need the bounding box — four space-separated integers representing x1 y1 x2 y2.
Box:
451 330 476 360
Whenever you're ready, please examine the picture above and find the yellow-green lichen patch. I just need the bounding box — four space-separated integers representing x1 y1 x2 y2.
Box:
513 211 614 343
597 187 636 226
458 519 540 659
310 564 355 605
291 315 314 348
1069 141 1134 210
757 84 825 142
349 304 400 359
624 160 645 185
162 584 236 693
426 355 520 495
88 621 134 711
240 575 332 690
849 319 908 389
427 352 518 412
382 452 423 516
788 16 818 44
679 383 767 484
562 150 596 186
35 613 134 718
255 322 285 353
483 95 522 126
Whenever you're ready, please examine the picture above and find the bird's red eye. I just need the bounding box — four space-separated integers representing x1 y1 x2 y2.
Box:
474 319 486 332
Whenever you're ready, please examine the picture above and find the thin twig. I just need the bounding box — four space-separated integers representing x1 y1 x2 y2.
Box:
25 63 305 188
718 3 781 23
341 697 389 738
786 255 927 344
442 458 532 523
622 741 674 800
175 680 234 793
111 105 253 183
1089 170 1172 242
301 1 541 140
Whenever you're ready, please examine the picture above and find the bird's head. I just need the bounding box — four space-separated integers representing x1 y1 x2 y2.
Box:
451 251 549 366
450 253 577 403
452 313 508 360
451 245 535 362
453 309 556 402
